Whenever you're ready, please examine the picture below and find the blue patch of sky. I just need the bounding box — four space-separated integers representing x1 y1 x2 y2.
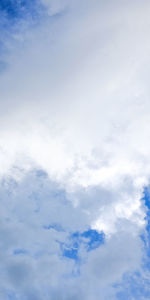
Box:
0 1 67 75
0 0 44 23
115 271 150 300
63 247 78 260
61 229 105 261
0 0 46 62
13 248 28 255
82 229 105 251
141 187 150 262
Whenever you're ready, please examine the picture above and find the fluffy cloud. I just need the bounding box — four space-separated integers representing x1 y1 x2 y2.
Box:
0 171 144 299
0 0 150 299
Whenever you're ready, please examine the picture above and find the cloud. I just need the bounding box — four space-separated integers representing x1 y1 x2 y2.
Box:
0 0 150 299
0 171 144 299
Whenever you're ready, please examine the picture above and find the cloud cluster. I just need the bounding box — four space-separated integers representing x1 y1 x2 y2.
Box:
0 0 150 299
0 171 144 299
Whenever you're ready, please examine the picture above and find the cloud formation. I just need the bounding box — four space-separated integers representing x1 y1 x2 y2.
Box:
0 0 150 299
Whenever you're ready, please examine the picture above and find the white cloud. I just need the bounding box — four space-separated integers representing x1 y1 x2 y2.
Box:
0 0 150 298
0 171 144 299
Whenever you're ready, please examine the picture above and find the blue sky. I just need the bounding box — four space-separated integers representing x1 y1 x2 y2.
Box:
1 1 150 299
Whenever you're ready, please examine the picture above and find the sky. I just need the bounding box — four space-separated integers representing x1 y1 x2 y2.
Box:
1 0 150 299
